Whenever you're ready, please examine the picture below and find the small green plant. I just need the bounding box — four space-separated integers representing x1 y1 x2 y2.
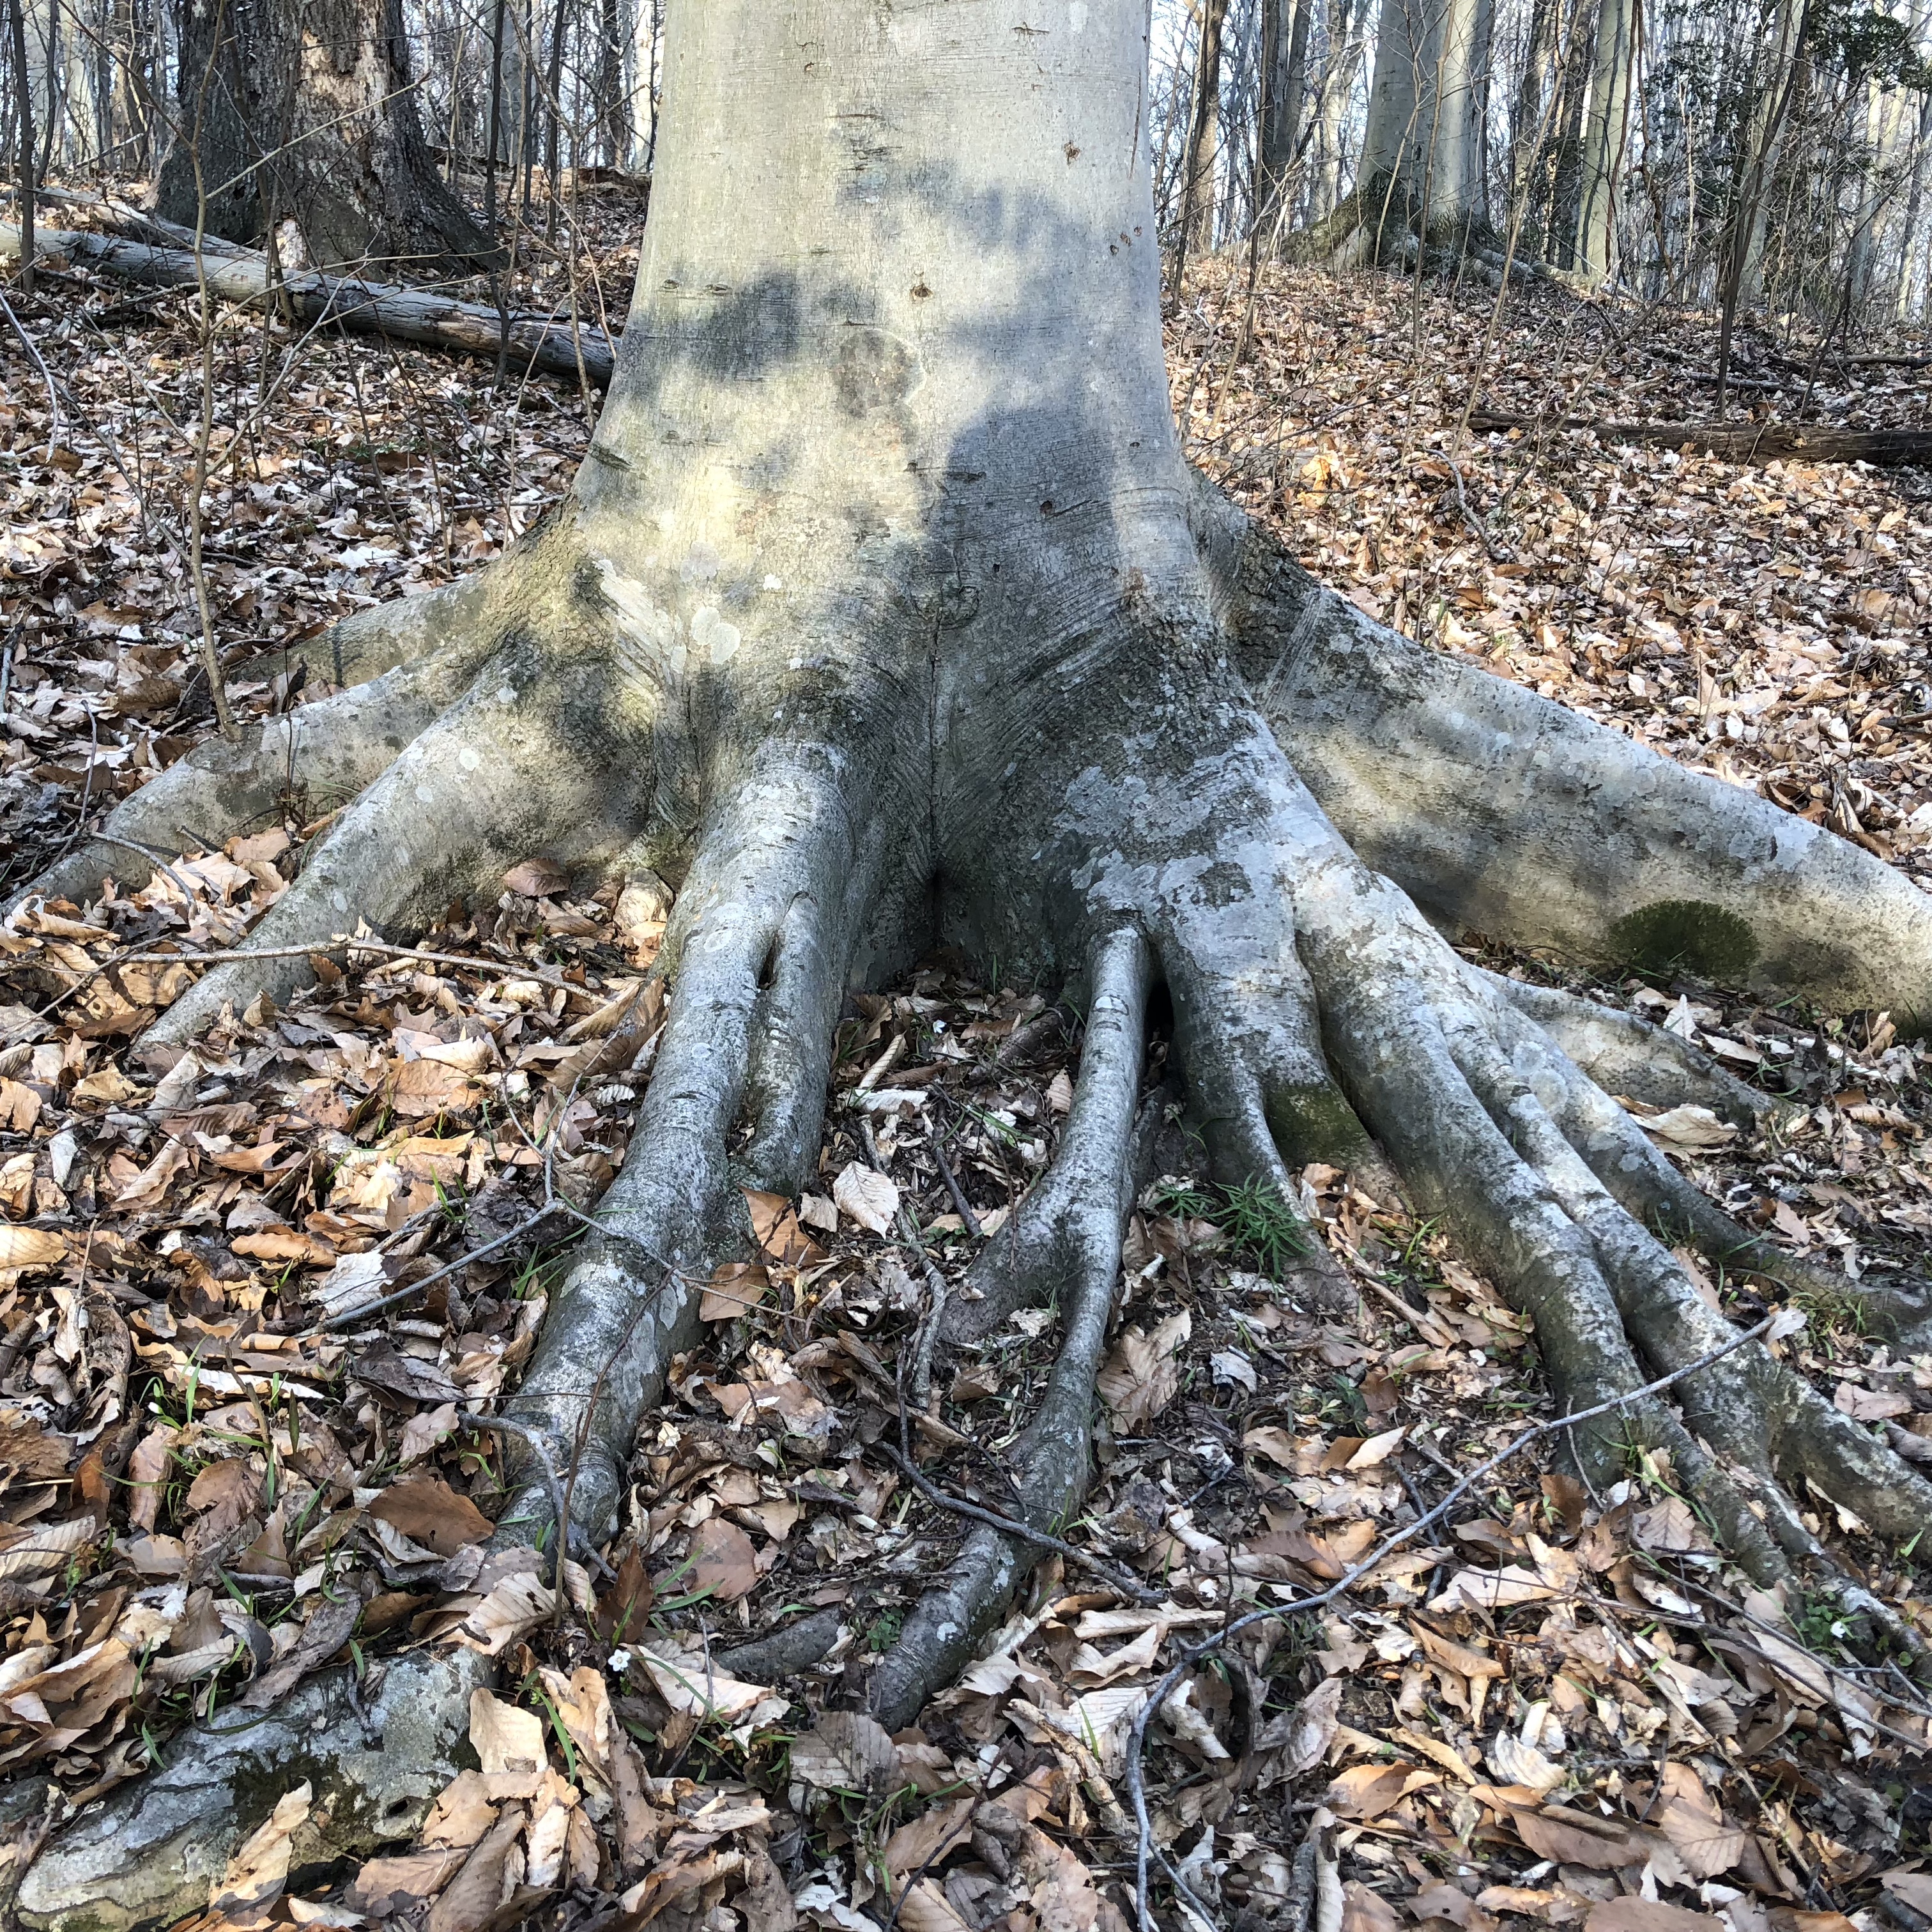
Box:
1149 1175 1308 1277
1789 1276 1868 1345
865 1609 905 1652
1791 1591 1847 1652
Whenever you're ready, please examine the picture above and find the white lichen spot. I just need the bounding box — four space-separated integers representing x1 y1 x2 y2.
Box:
331 889 348 912
597 557 690 686
459 746 482 772
496 686 518 705
691 604 742 668
1068 1 1087 27
415 785 434 804
763 574 783 592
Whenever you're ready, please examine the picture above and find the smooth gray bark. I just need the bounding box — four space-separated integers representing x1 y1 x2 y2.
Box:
1575 0 1633 284
1179 0 1232 256
1359 0 1494 233
1259 0 1314 237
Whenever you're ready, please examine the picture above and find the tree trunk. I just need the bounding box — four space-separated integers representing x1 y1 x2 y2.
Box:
595 0 624 167
1728 0 1808 321
1896 91 1932 318
17 6 1932 1926
6 0 31 292
626 0 659 171
1308 0 1364 222
1358 0 1493 240
155 0 495 270
1575 0 1634 286
1510 0 1559 210
1540 10 1592 268
1179 0 1230 261
1258 0 1313 240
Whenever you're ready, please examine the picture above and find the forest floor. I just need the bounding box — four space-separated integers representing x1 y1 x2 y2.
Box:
2 190 1932 1932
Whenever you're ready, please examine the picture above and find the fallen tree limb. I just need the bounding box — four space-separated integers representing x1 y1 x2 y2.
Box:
1469 407 1932 466
0 220 617 389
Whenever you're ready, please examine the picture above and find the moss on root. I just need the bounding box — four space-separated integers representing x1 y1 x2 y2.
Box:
1609 899 1761 984
1266 1079 1370 1167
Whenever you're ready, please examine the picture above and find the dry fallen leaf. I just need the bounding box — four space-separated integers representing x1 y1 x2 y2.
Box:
346 1848 469 1919
881 1795 975 1878
425 1809 525 1932
1835 1380 1913 1422
0 1225 66 1270
1324 1761 1418 1821
1653 1763 1747 1879
211 1781 312 1912
894 1878 976 1932
1486 1728 1565 1796
1630 1496 1715 1554
1096 1310 1192 1429
684 1516 760 1604
1511 1805 1637 1869
368 1477 494 1558
832 1160 899 1234
1635 1105 1736 1149
791 1710 903 1797
1342 1880 1402 1932
1586 1902 1724 1932
469 1687 546 1779
636 1648 774 1721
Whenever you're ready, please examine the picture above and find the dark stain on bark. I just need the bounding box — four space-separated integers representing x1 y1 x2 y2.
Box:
832 326 923 417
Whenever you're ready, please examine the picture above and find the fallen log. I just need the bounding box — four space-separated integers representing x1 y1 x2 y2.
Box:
0 220 617 390
1469 408 1932 466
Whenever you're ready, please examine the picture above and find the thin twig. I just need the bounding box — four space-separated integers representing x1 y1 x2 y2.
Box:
24 929 594 1023
458 1412 571 1611
933 1137 983 1239
860 1116 954 1409
89 834 201 909
880 1442 1162 1607
298 1214 548 1336
0 277 61 456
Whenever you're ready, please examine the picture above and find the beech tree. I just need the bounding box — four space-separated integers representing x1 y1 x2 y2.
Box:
1355 0 1495 238
13 1 1932 1925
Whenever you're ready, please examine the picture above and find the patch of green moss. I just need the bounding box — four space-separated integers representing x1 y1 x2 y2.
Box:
1609 899 1760 983
1266 1080 1370 1167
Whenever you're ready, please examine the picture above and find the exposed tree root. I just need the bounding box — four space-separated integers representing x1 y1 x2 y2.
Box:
867 928 1151 1731
15 1649 489 1932
3 572 498 926
494 752 880 1549
1485 974 1790 1128
1195 479 1932 1020
1508 1009 1932 1351
1280 771 1932 1607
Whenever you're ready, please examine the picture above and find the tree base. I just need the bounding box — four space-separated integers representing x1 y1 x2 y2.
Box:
10 447 1932 1932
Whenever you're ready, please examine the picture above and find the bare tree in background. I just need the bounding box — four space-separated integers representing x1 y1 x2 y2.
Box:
155 0 496 270
1178 0 1232 265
